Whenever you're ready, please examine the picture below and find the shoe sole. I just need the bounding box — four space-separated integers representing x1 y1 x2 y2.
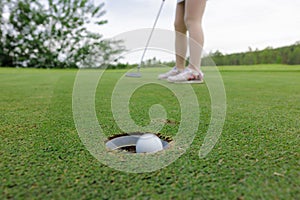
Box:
168 80 204 84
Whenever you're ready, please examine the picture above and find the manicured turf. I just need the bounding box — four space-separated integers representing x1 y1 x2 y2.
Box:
0 65 299 199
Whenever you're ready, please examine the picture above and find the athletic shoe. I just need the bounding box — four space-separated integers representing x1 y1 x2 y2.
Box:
167 67 204 84
158 67 181 80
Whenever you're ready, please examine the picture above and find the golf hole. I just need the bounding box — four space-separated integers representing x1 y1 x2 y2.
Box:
106 133 171 153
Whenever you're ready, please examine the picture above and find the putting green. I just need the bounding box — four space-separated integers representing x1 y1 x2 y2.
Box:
0 65 299 199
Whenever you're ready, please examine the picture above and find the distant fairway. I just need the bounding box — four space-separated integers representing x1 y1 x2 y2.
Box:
1 65 299 199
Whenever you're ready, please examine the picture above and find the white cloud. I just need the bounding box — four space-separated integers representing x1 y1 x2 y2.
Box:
204 0 300 53
100 0 300 62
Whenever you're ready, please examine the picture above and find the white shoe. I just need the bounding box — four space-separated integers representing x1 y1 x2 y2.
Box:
167 68 204 84
158 67 181 80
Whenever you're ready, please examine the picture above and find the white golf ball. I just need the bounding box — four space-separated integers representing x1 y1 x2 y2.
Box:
136 134 163 153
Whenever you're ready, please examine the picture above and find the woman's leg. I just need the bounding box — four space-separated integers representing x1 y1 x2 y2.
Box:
174 2 187 71
184 0 206 75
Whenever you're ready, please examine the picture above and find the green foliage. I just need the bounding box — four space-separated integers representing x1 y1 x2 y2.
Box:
0 0 12 66
206 42 300 66
1 0 124 68
141 57 162 67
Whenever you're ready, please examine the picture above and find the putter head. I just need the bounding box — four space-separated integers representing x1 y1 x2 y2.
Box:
126 72 142 78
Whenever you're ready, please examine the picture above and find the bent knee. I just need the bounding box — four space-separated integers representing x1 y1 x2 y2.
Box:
184 17 202 30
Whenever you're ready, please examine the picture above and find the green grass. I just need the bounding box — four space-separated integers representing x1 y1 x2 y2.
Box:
0 65 299 199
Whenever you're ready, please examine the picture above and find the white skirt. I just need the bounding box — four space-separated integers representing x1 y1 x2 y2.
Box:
177 0 207 3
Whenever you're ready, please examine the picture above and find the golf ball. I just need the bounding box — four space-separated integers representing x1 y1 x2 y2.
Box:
136 134 163 153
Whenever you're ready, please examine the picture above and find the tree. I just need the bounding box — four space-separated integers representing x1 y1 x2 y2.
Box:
289 45 300 65
0 1 4 66
0 1 13 66
2 0 124 68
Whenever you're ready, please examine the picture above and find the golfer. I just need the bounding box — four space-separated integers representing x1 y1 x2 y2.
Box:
158 0 206 83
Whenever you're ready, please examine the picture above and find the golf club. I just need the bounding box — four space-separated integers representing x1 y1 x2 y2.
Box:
126 0 166 78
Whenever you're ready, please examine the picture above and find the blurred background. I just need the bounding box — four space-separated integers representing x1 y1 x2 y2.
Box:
1 0 300 68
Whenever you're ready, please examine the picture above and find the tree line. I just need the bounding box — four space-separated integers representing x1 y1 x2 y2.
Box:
128 43 300 68
0 0 124 68
205 42 300 66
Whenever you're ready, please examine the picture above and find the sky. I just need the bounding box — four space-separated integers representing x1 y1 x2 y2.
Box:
99 0 300 63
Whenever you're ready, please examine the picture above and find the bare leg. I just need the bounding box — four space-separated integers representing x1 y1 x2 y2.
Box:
185 0 206 75
174 2 187 71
